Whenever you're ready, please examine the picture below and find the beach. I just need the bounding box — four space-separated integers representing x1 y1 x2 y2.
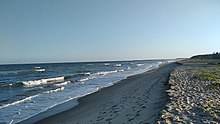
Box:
0 60 167 123
21 62 179 124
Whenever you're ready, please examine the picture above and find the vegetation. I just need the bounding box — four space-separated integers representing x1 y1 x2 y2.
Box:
213 82 220 86
191 52 220 59
193 62 220 89
195 73 219 81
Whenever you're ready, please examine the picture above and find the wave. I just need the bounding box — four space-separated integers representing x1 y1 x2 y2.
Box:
75 77 90 83
0 87 65 109
0 94 40 109
84 72 91 75
0 74 88 89
74 69 125 83
35 69 46 72
53 81 70 87
115 64 122 67
136 64 144 66
95 70 124 75
0 70 124 88
22 76 65 87
104 63 110 66
34 67 41 69
118 69 124 72
64 73 91 80
43 87 64 94
0 69 125 89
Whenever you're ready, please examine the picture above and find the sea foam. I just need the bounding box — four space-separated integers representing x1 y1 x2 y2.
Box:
43 87 65 94
0 94 40 109
136 64 144 66
95 70 124 76
53 81 70 87
35 69 46 72
34 67 41 69
22 77 65 87
115 64 122 67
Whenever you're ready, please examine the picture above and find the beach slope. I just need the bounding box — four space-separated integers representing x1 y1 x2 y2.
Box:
33 63 179 124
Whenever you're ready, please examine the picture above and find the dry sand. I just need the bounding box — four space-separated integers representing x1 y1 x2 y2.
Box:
158 62 220 123
24 63 179 124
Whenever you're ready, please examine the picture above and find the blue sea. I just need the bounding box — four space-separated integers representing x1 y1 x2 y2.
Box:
0 60 175 123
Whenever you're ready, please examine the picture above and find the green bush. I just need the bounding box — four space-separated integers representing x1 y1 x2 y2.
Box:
213 82 220 86
195 73 219 81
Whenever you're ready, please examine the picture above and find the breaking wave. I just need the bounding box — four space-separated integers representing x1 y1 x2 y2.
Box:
115 64 122 67
22 76 65 87
104 63 110 66
0 94 40 109
75 70 124 83
73 70 125 83
34 67 41 69
84 72 91 75
0 69 125 89
34 69 46 72
0 87 65 109
95 70 124 76
75 77 91 83
53 81 70 87
43 87 65 94
136 64 144 66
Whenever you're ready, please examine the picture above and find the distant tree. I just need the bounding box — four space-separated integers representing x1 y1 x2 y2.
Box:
213 52 219 54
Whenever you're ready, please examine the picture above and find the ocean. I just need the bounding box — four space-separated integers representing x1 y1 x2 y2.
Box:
0 60 174 123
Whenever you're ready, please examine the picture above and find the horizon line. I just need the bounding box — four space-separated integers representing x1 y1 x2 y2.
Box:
0 57 185 66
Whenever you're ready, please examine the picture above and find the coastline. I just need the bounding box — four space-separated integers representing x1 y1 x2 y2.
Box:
20 62 179 124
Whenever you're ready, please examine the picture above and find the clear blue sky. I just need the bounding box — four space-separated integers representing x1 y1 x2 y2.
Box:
1 0 220 64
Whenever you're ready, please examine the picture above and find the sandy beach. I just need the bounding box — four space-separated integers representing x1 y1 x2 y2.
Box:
20 63 179 124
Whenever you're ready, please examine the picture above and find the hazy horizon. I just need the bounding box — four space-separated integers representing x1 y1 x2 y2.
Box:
1 0 220 64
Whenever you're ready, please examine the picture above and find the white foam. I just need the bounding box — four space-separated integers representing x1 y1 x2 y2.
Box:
53 81 70 87
9 119 14 124
136 64 144 66
96 70 117 75
35 69 46 72
115 64 122 67
75 70 125 83
0 86 65 109
117 69 124 72
95 70 124 76
104 63 110 66
76 78 90 82
84 72 91 75
34 67 41 69
22 77 65 87
0 94 40 109
43 87 65 94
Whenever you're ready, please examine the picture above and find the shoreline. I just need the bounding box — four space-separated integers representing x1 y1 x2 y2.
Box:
20 62 179 124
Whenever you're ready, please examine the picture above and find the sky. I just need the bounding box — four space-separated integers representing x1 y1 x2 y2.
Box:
1 0 220 64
